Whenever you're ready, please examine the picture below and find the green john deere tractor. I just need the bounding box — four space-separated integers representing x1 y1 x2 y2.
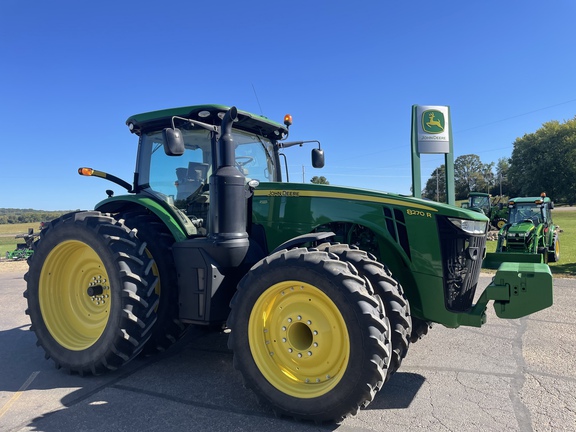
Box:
464 192 508 230
24 105 553 422
483 194 560 269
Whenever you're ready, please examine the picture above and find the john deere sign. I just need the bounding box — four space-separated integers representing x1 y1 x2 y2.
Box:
415 105 451 154
411 104 455 205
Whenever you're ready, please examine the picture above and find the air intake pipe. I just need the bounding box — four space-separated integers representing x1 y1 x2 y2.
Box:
208 107 249 267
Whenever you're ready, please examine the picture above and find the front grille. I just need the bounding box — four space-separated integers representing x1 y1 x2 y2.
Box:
505 233 531 251
437 216 486 312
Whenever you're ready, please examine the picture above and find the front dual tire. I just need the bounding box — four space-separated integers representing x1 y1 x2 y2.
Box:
228 247 392 422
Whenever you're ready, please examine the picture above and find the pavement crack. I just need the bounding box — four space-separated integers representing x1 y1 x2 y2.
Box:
510 318 533 432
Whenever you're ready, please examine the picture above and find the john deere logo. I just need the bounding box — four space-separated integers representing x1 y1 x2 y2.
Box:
422 110 445 134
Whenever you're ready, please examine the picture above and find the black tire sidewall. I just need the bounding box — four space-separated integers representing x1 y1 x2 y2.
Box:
117 212 185 353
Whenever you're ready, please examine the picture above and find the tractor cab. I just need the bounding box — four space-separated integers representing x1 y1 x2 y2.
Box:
135 115 282 234
508 194 554 226
509 203 544 225
85 105 324 237
467 192 491 215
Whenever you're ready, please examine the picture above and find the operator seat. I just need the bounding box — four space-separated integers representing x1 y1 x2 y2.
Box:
187 162 209 184
175 162 209 201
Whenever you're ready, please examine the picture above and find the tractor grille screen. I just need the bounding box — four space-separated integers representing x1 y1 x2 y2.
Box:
437 216 486 312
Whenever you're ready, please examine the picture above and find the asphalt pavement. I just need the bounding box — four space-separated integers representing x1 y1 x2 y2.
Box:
1 270 575 432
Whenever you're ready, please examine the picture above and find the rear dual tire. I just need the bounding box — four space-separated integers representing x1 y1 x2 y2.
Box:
115 211 188 354
24 211 158 375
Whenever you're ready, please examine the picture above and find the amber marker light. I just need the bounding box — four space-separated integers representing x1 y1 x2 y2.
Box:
284 114 293 127
79 167 94 176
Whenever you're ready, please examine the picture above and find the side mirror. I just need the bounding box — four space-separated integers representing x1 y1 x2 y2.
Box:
162 128 185 156
312 148 324 168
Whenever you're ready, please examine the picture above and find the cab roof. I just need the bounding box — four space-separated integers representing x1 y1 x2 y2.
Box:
509 196 552 204
126 104 289 141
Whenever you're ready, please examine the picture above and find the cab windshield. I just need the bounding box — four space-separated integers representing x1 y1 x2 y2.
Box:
138 127 277 207
510 204 543 224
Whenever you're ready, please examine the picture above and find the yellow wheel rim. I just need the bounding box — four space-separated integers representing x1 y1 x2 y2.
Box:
555 239 560 255
39 240 111 351
497 220 506 229
248 281 350 398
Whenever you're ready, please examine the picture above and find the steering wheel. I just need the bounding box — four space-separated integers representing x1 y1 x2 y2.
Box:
522 218 535 224
236 156 255 168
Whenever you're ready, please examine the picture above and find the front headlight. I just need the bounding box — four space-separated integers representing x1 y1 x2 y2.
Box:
507 232 528 238
448 218 488 234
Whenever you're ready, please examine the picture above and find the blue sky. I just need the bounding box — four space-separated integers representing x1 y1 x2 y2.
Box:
1 1 575 211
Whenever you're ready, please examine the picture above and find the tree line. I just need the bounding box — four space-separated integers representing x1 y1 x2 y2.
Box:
0 209 70 225
423 116 576 204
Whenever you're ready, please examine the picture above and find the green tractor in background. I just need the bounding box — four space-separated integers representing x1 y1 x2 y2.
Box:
483 193 560 269
24 105 554 422
5 229 38 260
464 192 508 230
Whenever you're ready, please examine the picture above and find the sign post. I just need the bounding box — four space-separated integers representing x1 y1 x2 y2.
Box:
411 105 455 205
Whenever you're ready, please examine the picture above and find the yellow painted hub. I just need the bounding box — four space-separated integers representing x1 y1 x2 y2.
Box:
248 281 350 398
39 240 111 351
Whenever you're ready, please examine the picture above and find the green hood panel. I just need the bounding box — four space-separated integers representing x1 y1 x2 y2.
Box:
253 183 489 221
252 182 487 277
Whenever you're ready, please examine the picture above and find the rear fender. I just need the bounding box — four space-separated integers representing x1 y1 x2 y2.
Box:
94 195 192 242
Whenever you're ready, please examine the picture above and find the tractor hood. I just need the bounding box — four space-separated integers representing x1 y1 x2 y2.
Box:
507 221 536 236
254 182 490 222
